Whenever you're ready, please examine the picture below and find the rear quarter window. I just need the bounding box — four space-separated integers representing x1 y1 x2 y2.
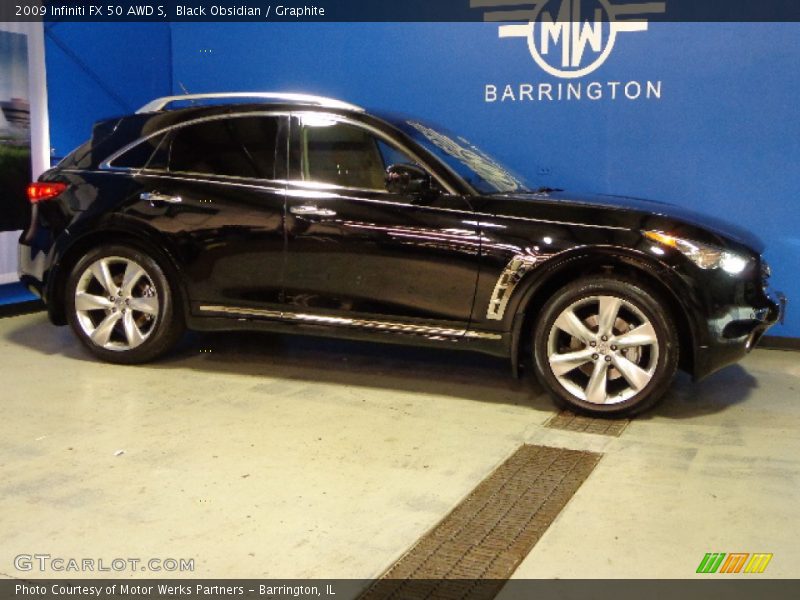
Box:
107 133 169 170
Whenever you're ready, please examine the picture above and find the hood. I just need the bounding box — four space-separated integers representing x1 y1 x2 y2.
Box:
489 190 765 253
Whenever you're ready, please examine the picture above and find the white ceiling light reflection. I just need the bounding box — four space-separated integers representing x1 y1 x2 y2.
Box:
300 115 337 128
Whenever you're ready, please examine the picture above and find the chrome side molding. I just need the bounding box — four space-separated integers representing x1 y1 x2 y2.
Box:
198 305 503 341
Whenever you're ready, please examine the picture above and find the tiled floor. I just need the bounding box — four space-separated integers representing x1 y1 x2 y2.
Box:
0 312 798 585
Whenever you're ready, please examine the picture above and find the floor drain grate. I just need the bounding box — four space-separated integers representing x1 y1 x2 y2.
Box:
545 411 630 437
361 445 601 600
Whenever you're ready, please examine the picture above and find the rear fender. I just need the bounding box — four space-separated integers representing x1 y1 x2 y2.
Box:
45 215 188 325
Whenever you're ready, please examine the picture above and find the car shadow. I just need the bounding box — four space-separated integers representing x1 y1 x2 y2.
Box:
3 314 550 411
4 313 761 418
642 367 758 420
166 329 554 410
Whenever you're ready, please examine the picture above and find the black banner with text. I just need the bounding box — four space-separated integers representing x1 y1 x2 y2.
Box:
2 0 800 23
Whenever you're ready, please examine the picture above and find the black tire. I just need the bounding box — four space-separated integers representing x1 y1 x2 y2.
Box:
65 244 184 364
532 276 678 418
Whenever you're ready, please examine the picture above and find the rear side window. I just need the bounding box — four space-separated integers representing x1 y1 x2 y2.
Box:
168 116 279 179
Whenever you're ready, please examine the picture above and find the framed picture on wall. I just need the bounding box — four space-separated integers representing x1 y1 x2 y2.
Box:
0 21 48 284
0 26 32 233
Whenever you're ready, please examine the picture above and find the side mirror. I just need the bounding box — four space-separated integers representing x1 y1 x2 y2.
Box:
385 163 436 199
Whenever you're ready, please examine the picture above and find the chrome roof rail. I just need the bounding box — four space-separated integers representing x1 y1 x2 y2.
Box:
136 92 364 114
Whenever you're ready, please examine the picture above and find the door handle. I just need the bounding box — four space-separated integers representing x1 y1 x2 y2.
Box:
141 192 182 204
290 205 336 217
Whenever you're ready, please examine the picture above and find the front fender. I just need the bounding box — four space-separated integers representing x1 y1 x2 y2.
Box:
502 246 707 378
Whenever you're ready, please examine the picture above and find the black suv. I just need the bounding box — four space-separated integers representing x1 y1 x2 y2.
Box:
19 93 785 416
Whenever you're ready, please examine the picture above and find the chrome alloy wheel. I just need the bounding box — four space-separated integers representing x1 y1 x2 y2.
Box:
546 295 659 405
73 256 159 351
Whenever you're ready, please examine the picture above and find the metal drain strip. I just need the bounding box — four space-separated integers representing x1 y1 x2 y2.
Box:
546 411 630 437
360 445 601 600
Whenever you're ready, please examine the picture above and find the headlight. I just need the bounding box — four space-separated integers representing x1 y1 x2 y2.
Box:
643 231 750 274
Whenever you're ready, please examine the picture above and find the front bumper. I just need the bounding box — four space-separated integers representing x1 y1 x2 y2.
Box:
693 286 786 380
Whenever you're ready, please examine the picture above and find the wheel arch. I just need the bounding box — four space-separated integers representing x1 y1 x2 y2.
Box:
46 226 188 326
509 248 700 379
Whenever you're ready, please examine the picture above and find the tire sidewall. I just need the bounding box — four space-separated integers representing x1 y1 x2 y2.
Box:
65 244 179 364
533 277 678 417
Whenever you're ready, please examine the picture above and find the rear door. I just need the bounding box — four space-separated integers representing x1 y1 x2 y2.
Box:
117 113 288 312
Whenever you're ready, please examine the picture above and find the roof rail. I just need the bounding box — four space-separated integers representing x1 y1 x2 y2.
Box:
136 92 364 114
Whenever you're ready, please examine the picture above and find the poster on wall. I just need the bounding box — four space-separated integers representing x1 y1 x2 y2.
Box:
0 28 31 233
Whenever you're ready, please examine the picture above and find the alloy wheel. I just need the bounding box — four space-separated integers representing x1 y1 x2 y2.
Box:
73 256 160 351
546 295 659 405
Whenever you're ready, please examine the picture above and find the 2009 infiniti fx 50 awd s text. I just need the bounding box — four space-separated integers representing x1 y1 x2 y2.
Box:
19 92 786 417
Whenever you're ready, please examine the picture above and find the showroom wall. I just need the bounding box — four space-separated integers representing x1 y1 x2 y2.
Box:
45 22 800 338
44 23 172 161
0 22 47 284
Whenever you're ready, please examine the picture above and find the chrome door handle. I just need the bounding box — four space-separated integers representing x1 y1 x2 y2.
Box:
140 192 182 204
290 205 336 217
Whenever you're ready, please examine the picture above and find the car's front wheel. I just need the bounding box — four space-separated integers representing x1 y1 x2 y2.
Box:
533 277 679 417
65 245 183 364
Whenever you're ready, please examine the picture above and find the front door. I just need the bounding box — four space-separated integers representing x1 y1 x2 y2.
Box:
283 113 480 332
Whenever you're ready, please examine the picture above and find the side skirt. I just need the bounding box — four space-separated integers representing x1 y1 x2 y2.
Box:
185 307 511 359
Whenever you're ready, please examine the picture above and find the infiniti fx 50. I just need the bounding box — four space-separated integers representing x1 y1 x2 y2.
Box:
19 92 785 416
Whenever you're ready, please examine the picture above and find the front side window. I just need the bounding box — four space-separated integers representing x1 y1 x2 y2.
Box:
168 116 280 179
301 120 419 191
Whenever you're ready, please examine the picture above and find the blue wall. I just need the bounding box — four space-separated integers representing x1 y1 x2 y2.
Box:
46 22 800 337
44 22 172 161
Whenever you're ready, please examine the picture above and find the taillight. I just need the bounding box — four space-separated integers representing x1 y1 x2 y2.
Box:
27 182 67 204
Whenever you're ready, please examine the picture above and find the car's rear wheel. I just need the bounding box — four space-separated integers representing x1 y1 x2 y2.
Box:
533 277 678 417
65 245 183 364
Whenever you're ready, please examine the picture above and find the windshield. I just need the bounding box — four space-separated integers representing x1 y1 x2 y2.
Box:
393 119 532 194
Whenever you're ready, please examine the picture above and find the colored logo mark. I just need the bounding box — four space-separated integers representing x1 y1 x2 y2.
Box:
697 553 773 574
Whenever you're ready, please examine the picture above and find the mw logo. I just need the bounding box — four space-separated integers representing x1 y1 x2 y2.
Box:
696 553 773 574
471 0 666 79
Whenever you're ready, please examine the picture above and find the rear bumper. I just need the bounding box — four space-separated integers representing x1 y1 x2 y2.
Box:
18 238 47 299
693 287 786 380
